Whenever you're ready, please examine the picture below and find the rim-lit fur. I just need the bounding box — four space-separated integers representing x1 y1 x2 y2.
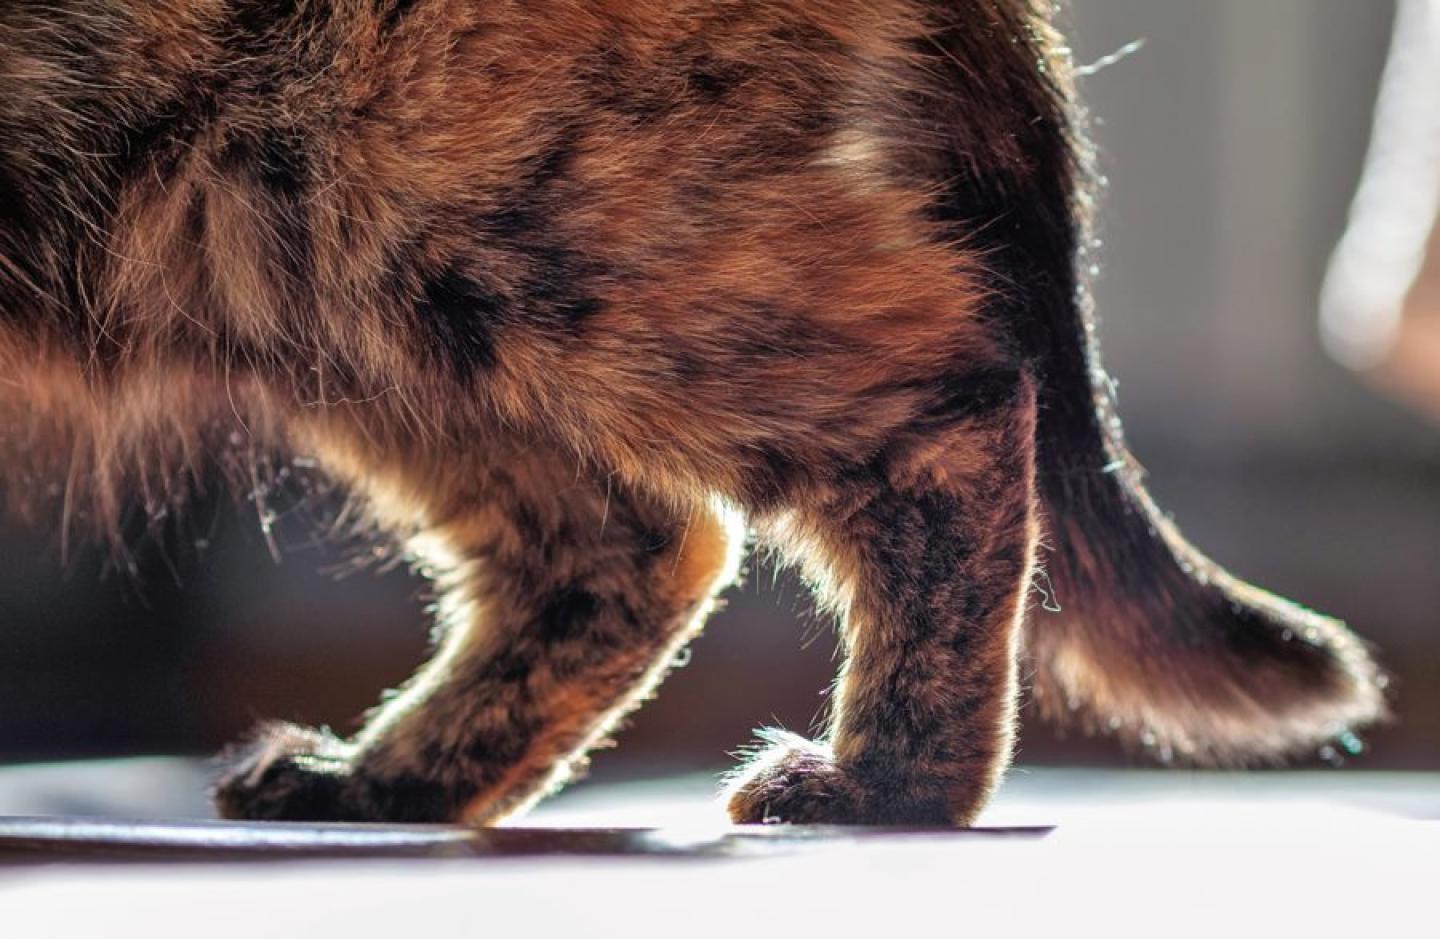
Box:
0 0 1386 825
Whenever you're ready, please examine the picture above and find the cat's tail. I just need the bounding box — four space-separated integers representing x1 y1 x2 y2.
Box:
1029 318 1389 764
917 0 1385 762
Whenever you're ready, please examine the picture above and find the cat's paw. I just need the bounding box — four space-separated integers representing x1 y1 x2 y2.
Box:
723 728 954 826
212 722 358 822
724 730 861 824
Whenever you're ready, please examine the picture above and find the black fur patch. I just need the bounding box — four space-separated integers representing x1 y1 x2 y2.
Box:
516 244 604 330
0 160 40 320
377 0 423 34
354 771 458 823
217 128 310 206
914 364 1025 429
0 161 30 234
251 127 310 201
182 189 208 245
108 89 217 188
478 131 580 243
460 718 532 770
228 0 332 49
535 585 603 643
687 54 749 101
469 131 606 338
415 266 508 379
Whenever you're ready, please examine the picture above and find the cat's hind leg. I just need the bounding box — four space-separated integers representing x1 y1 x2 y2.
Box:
214 430 741 823
725 376 1039 826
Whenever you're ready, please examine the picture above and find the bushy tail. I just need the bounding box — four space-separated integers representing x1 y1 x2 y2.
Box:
919 0 1386 763
1030 316 1389 765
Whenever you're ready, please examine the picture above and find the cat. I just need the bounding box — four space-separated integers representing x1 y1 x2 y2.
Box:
0 0 1387 826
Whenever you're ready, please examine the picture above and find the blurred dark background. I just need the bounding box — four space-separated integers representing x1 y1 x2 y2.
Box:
2 0 1436 778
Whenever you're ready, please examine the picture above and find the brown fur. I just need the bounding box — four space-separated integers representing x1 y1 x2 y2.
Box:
0 0 1386 826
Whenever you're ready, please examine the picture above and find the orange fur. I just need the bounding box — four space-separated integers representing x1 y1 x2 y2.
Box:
0 0 1385 825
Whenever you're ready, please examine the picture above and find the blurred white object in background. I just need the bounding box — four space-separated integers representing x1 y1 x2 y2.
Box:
1321 0 1440 374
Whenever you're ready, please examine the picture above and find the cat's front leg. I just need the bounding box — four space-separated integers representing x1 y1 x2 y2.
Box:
213 428 741 824
213 723 359 821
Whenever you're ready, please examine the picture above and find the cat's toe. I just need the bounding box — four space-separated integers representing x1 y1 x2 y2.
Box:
212 721 357 821
723 728 954 827
725 731 858 824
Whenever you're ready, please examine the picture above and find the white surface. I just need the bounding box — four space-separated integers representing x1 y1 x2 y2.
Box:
1 761 1436 937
